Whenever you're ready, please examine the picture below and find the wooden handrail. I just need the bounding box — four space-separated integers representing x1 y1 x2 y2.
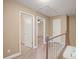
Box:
48 32 67 41
46 32 67 59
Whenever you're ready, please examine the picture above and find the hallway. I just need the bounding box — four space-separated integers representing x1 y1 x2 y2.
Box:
13 38 63 59
13 40 46 59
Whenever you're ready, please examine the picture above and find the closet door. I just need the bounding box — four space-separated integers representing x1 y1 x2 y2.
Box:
53 19 61 43
22 14 33 48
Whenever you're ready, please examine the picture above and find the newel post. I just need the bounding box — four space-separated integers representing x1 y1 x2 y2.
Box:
46 36 49 59
66 16 70 45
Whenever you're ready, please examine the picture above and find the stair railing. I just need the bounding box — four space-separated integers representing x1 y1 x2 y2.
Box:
46 32 67 59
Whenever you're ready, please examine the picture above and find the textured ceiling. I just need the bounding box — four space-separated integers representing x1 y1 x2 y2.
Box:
16 0 76 16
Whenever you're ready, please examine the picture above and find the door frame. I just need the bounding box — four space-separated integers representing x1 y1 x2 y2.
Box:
36 16 46 48
19 11 35 55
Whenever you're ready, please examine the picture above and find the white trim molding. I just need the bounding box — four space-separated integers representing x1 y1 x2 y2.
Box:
43 19 46 44
3 52 21 59
19 11 36 51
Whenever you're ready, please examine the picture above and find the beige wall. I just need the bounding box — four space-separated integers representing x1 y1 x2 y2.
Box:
69 16 76 46
3 0 49 58
45 18 50 36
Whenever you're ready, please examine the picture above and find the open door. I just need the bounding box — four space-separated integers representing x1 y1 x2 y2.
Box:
21 13 33 48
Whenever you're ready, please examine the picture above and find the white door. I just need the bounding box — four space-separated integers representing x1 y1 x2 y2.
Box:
52 19 61 43
22 14 33 48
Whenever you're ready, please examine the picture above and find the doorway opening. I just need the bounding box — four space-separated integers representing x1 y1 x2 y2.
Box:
19 11 35 56
36 16 46 47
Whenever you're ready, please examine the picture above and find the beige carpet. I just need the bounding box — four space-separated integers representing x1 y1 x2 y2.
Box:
13 38 64 59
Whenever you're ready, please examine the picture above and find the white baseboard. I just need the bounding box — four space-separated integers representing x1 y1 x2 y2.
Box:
4 52 21 59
